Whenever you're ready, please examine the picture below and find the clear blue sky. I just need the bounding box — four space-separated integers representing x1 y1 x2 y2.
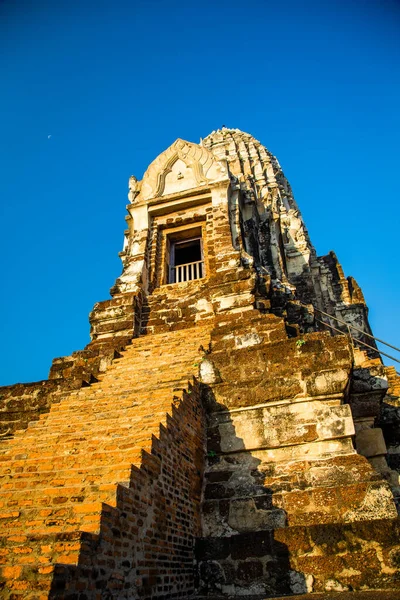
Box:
1 0 399 385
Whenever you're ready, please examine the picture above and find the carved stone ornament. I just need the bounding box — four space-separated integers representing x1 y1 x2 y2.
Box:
128 175 139 203
140 138 228 201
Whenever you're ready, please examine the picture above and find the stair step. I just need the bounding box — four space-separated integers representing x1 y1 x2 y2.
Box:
0 321 212 595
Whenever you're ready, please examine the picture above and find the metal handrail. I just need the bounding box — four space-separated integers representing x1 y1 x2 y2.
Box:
259 266 400 356
315 317 348 338
258 267 399 370
311 307 400 365
312 306 400 354
315 317 400 366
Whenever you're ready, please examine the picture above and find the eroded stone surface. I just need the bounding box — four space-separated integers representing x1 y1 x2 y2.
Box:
0 127 399 598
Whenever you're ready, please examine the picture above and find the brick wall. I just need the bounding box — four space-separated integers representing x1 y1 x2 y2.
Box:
0 324 211 598
50 385 206 600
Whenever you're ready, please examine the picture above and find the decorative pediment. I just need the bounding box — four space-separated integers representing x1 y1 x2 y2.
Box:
140 139 228 201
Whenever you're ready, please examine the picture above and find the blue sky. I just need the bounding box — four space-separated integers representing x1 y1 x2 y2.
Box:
1 0 399 385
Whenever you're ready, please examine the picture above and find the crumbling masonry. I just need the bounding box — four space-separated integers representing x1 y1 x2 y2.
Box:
1 128 400 599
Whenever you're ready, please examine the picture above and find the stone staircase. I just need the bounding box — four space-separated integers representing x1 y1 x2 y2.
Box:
195 310 400 597
0 324 212 599
1 284 400 598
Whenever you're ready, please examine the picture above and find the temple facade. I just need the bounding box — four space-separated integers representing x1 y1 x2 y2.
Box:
1 128 400 599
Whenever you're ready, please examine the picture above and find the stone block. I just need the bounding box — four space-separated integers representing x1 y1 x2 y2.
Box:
356 428 388 458
230 531 273 559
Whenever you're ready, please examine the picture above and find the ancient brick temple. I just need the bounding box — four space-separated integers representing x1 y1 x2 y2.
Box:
1 128 400 599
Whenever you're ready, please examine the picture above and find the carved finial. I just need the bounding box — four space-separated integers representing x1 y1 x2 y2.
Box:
128 175 138 203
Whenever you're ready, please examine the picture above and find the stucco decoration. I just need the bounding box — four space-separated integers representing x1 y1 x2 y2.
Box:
128 175 140 203
140 138 228 201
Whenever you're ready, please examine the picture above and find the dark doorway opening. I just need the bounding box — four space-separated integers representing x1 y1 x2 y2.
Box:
169 236 204 283
174 239 202 266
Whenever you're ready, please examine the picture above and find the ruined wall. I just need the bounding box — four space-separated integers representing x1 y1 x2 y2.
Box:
0 380 68 439
0 291 143 439
195 307 398 597
197 518 400 596
0 325 211 598
50 383 206 600
1 127 399 599
203 128 376 350
378 366 400 509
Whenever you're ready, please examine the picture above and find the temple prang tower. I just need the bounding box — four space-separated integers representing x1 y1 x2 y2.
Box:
1 128 400 599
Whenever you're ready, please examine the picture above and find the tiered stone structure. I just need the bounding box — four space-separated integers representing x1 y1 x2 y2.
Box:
1 128 400 599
